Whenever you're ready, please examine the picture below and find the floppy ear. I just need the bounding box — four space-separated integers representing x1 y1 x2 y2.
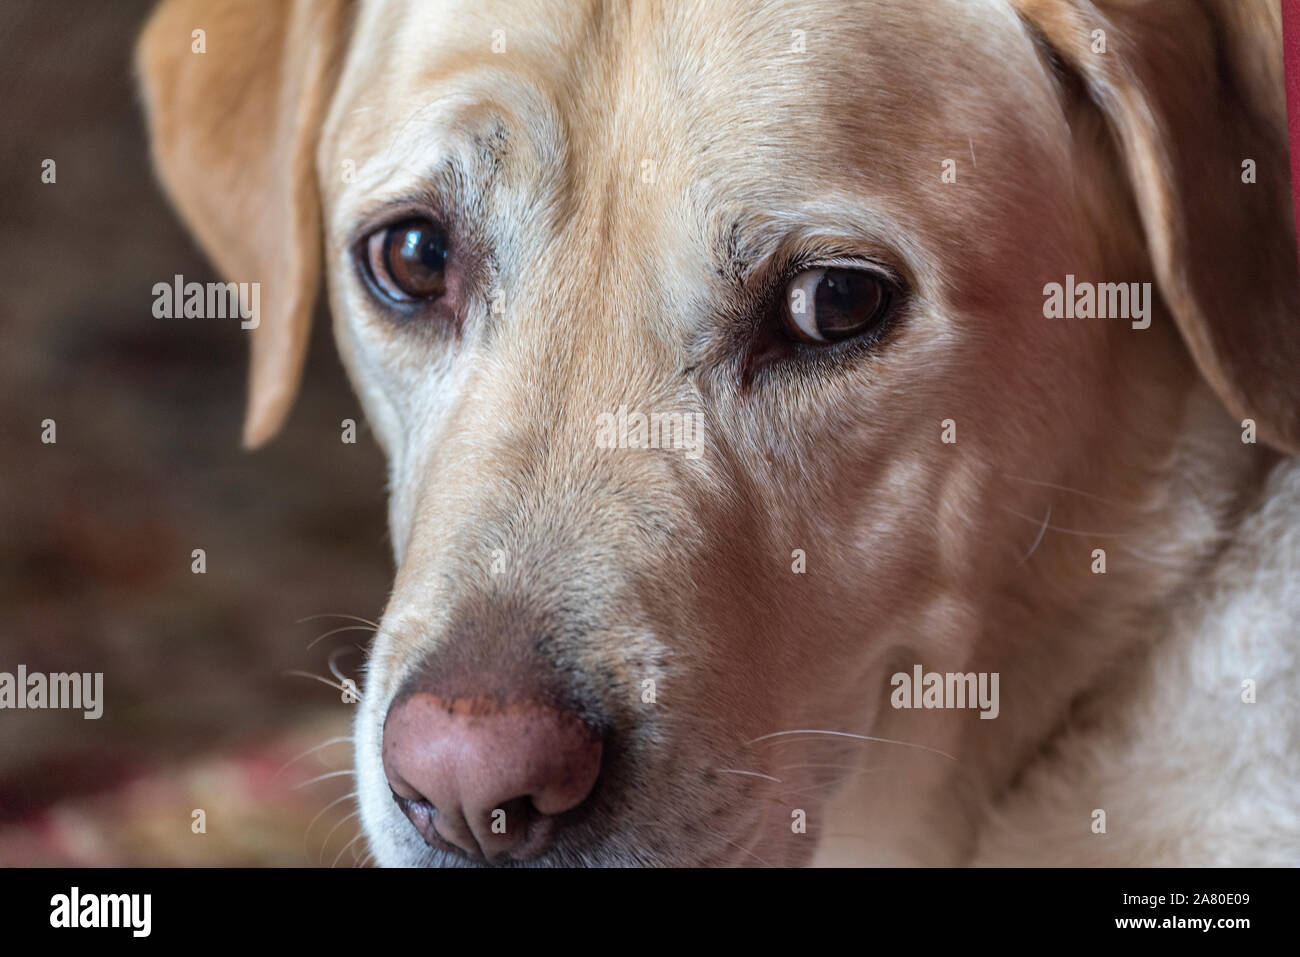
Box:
136 0 351 447
1017 0 1300 453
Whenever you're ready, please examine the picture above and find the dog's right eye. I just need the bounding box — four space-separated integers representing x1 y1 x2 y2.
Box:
363 218 449 303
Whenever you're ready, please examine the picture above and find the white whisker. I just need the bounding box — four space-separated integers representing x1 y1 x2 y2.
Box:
1001 473 1133 509
777 768 881 799
283 669 362 700
328 645 362 685
319 810 362 866
713 768 782 783
705 830 772 867
332 832 365 869
1017 504 1051 567
292 769 355 790
1000 505 1127 539
305 791 357 846
275 736 353 778
307 624 376 650
748 729 956 761
298 612 381 629
776 762 876 772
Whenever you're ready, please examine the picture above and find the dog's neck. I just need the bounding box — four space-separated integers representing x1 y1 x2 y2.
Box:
965 434 1298 865
816 372 1282 865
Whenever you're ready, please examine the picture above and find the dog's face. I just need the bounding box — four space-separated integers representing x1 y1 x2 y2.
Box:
139 0 1300 865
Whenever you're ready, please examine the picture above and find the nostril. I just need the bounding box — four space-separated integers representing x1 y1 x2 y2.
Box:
390 790 547 861
390 786 486 859
391 792 437 839
493 795 535 832
492 796 560 860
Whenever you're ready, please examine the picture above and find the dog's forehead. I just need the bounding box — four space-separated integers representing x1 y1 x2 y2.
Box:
326 0 1047 186
321 0 1063 312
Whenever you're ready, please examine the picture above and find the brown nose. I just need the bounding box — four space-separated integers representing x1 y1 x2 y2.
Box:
382 692 603 861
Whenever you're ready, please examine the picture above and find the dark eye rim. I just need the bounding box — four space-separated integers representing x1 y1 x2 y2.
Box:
778 264 896 346
346 197 472 323
728 257 909 390
739 257 906 374
354 217 450 307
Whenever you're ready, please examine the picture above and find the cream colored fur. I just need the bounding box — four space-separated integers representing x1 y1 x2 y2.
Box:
137 0 1300 866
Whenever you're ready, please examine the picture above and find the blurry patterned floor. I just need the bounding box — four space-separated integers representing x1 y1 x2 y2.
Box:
0 2 391 865
0 715 364 867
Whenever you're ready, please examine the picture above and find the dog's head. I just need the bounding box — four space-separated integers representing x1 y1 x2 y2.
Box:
139 0 1300 866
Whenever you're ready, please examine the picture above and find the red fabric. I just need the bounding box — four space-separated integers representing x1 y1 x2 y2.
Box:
1284 0 1300 273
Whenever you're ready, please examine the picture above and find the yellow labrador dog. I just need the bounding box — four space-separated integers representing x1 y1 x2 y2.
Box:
138 0 1300 866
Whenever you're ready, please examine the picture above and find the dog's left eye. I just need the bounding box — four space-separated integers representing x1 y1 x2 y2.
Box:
363 217 449 303
781 267 891 343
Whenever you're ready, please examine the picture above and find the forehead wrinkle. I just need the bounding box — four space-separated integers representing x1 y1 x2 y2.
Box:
327 72 569 240
330 106 527 244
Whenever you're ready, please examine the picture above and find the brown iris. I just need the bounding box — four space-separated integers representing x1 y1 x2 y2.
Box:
365 218 449 302
782 267 890 343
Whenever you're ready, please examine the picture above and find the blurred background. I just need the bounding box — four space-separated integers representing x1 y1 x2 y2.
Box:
0 1 390 865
